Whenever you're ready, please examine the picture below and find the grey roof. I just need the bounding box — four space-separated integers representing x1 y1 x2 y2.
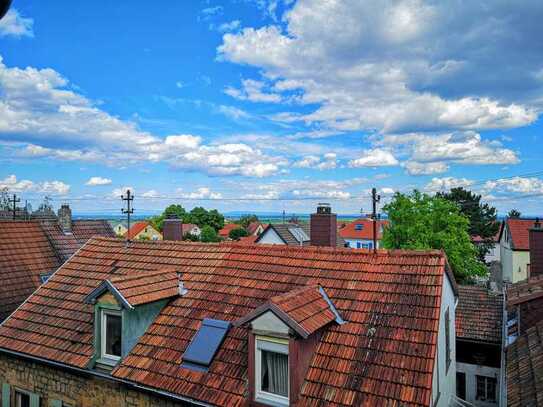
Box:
258 223 346 247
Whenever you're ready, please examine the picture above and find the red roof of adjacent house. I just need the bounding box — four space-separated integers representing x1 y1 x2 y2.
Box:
471 222 503 243
503 218 540 250
218 223 239 238
0 221 62 320
124 221 155 240
246 221 265 235
0 238 453 406
339 218 389 240
456 285 503 344
0 219 116 321
507 320 543 407
507 275 543 306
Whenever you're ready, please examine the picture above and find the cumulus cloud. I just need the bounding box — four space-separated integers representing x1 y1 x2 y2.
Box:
177 187 223 199
425 177 474 193
217 105 252 120
224 79 281 103
218 1 540 135
0 9 33 38
403 161 449 176
483 177 543 195
348 149 399 168
110 186 134 199
218 20 241 33
0 174 69 195
86 177 112 186
293 153 337 170
0 58 286 177
141 190 160 198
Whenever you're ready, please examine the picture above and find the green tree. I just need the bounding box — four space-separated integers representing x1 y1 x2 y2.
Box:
382 190 486 282
508 209 521 219
437 187 499 262
200 225 220 243
238 214 259 229
229 227 249 240
0 187 9 211
149 204 188 231
183 232 200 242
188 207 225 231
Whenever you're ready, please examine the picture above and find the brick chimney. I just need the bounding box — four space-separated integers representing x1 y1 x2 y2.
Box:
57 204 72 233
310 203 337 247
529 218 543 278
163 216 183 241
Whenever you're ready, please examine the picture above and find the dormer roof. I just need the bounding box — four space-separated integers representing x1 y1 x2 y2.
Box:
84 269 180 309
235 285 343 338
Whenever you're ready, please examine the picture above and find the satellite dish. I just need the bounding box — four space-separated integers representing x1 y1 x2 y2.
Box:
0 0 12 20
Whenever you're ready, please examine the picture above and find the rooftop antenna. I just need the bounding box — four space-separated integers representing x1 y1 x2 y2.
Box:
8 193 20 220
371 188 381 254
121 189 134 243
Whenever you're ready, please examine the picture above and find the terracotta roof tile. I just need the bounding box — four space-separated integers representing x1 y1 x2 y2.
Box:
507 275 543 306
505 218 540 250
339 219 389 240
218 223 239 238
124 221 157 240
109 269 180 307
507 320 543 407
0 238 450 407
455 285 503 343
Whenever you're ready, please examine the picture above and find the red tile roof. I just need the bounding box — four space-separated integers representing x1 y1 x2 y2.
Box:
507 275 543 306
124 221 155 240
246 221 264 235
269 285 340 336
108 269 179 307
504 218 540 250
218 223 239 238
507 320 543 407
0 238 452 407
471 222 502 243
456 285 503 343
0 221 61 320
339 218 389 240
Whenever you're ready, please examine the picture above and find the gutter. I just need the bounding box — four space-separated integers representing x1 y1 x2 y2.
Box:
0 347 212 407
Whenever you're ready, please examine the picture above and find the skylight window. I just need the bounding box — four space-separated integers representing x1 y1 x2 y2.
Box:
288 227 309 243
182 318 230 371
355 224 363 231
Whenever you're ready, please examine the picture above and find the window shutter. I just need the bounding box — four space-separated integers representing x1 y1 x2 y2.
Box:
1 384 10 407
29 393 40 407
50 400 63 407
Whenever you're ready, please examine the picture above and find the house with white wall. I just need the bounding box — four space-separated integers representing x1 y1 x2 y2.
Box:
339 218 388 249
499 219 538 283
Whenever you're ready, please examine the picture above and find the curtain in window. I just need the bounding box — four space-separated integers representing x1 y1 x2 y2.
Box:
262 350 288 397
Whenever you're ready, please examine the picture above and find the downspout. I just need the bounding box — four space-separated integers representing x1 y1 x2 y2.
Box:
499 285 507 407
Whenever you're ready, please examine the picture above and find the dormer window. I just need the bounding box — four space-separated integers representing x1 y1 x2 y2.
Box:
355 224 363 230
256 337 289 406
101 309 122 361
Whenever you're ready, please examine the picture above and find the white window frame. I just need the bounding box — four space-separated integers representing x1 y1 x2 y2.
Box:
100 309 122 361
255 336 289 407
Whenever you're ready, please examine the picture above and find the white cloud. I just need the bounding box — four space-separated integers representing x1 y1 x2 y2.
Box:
0 174 69 195
218 1 540 135
218 20 241 33
425 177 474 193
293 153 337 170
175 81 184 88
403 161 449 176
177 187 222 199
0 58 286 178
224 79 281 103
483 177 543 195
142 189 160 198
110 186 134 199
0 9 33 38
217 105 251 120
348 149 399 167
86 177 112 186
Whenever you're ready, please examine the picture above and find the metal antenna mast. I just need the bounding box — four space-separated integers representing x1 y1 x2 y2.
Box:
121 190 134 242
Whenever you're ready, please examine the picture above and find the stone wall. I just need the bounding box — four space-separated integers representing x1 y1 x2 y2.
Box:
0 353 190 407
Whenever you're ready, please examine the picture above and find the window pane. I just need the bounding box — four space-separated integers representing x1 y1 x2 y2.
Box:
487 377 497 402
105 313 122 357
476 375 486 400
16 392 30 407
456 372 466 400
261 350 288 397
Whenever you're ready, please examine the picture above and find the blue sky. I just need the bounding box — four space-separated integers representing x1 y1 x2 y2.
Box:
1 0 542 215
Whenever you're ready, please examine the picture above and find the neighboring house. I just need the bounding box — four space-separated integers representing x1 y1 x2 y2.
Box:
182 223 200 237
472 222 503 263
499 218 540 283
339 218 389 249
455 285 503 406
113 222 128 237
124 221 162 241
218 223 239 239
247 221 266 236
0 204 115 321
0 238 457 407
